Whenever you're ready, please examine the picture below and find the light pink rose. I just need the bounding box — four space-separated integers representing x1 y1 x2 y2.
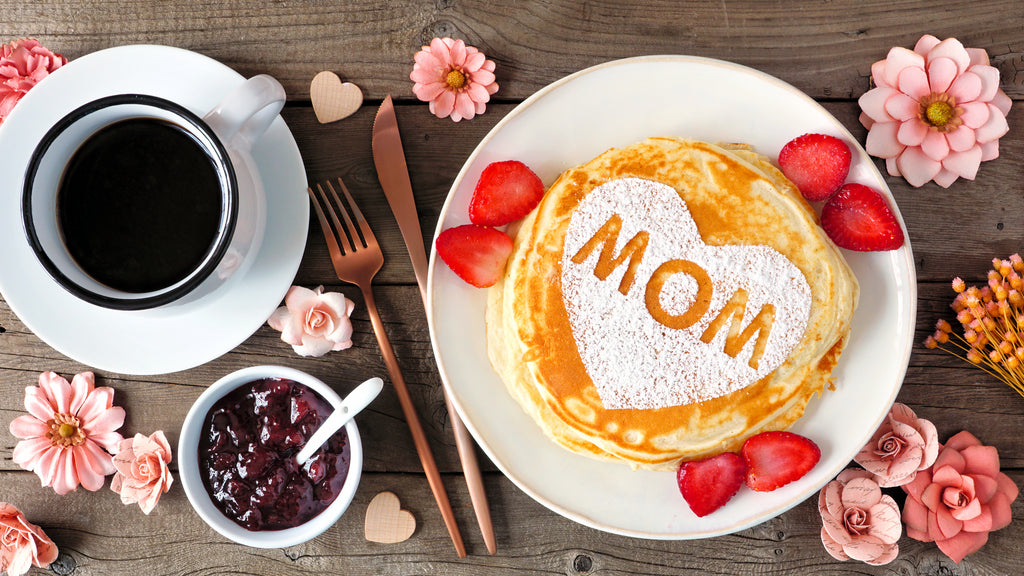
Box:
0 38 66 124
110 431 174 515
0 503 58 576
902 431 1019 563
267 285 356 357
819 468 902 565
855 402 939 487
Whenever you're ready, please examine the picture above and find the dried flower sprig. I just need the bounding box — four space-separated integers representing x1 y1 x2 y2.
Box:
925 253 1024 398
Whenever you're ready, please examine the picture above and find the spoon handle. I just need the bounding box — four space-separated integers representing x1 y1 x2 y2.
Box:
295 377 383 465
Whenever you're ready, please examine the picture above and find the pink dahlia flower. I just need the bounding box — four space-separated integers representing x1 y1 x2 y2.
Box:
858 34 1011 188
110 431 174 515
902 431 1019 563
0 503 58 576
819 468 902 565
410 37 498 122
854 402 939 487
8 371 125 495
0 38 66 124
267 285 355 357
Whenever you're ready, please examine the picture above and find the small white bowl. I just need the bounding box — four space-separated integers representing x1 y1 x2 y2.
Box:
178 365 363 548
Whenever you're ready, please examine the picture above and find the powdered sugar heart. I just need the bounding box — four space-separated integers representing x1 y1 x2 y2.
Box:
561 178 812 410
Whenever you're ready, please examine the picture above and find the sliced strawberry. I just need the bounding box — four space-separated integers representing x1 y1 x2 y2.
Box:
676 452 747 517
435 224 513 288
741 431 821 492
820 183 904 252
468 160 545 226
778 133 851 201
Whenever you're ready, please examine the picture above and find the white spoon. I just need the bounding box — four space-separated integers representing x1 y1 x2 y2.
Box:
295 376 383 465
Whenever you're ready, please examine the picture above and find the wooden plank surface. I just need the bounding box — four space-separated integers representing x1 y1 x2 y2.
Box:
0 1 1021 575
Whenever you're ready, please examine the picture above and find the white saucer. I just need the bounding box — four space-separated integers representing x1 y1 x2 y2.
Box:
0 45 309 375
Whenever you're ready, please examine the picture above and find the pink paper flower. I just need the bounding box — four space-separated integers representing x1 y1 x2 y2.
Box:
0 503 58 576
110 431 174 515
858 34 1011 188
819 468 902 565
410 37 498 122
902 431 1019 563
267 285 356 357
8 372 125 495
854 402 939 487
0 38 66 124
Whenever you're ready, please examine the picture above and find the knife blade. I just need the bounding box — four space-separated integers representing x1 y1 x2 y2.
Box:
371 94 497 555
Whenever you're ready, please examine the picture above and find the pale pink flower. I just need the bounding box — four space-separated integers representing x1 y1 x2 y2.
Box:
110 431 174 515
902 431 1018 563
267 285 356 357
410 37 498 122
8 372 125 495
854 402 939 487
819 468 901 565
858 34 1011 188
0 503 58 576
0 38 66 124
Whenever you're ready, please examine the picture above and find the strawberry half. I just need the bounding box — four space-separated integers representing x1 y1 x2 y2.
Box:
468 160 545 226
820 183 904 252
676 452 747 517
741 431 821 492
435 224 513 288
778 133 851 201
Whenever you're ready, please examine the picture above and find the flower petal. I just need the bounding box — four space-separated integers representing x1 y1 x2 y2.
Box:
870 59 889 88
51 449 79 495
12 438 53 469
966 47 990 67
947 71 982 104
68 372 94 416
864 121 905 158
896 119 928 147
23 386 55 422
858 86 898 123
932 505 964 540
432 89 456 119
463 50 485 73
945 430 982 451
921 130 950 161
988 491 1015 531
896 146 942 187
76 386 114 424
959 503 991 530
898 65 931 100
932 168 959 188
961 445 1000 477
844 535 886 562
448 39 467 67
820 528 850 561
902 497 930 534
885 92 920 121
928 38 971 74
974 104 1009 142
979 139 999 162
958 101 990 130
941 146 983 180
842 477 882 508
927 57 959 94
868 497 902 544
39 372 72 415
73 446 106 491
883 47 924 88
9 414 48 439
914 34 942 56
83 404 125 435
936 530 987 564
454 91 477 121
970 64 1001 102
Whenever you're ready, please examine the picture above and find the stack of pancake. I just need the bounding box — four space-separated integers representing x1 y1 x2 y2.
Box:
486 137 858 471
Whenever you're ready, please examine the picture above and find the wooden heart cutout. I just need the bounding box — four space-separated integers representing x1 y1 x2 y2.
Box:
364 491 416 544
310 71 363 123
560 177 812 410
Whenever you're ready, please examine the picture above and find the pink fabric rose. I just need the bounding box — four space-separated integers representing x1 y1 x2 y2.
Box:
410 37 499 122
902 431 1019 563
0 38 66 124
858 34 1011 188
267 285 356 357
855 402 939 487
819 468 902 565
8 371 125 495
0 503 58 576
110 431 174 515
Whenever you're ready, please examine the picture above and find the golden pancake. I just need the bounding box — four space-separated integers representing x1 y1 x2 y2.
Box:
486 137 858 470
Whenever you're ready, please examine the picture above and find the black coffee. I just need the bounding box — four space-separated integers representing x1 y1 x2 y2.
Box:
57 118 224 293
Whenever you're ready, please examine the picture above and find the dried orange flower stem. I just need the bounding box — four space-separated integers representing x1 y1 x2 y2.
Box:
925 254 1024 398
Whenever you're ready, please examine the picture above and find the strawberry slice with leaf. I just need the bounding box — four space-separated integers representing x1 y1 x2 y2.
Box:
820 183 904 252
469 160 545 226
778 133 851 201
741 431 821 492
435 224 513 288
677 452 747 517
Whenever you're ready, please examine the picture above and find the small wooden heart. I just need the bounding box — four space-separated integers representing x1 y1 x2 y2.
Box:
310 71 363 123
364 491 416 544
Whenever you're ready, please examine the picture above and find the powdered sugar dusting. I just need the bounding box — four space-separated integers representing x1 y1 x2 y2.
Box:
561 178 812 410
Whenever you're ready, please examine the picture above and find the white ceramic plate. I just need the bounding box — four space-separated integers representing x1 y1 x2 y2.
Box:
0 45 308 375
427 56 916 538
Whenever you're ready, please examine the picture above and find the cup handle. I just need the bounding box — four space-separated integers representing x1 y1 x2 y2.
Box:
202 74 286 150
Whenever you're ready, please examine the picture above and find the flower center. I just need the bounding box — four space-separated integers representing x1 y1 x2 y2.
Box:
918 93 963 133
843 506 870 535
875 432 906 461
46 413 85 447
445 69 467 90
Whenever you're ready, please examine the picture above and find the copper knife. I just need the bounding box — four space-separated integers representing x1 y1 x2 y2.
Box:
371 94 496 555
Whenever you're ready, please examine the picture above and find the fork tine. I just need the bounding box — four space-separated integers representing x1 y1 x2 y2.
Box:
307 184 350 257
321 180 362 253
331 176 378 248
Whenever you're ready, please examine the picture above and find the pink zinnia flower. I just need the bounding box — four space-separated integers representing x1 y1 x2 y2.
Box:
858 34 1011 188
267 285 356 357
0 503 58 576
0 38 67 124
902 431 1019 563
410 37 498 122
854 402 939 487
110 431 174 515
8 372 125 495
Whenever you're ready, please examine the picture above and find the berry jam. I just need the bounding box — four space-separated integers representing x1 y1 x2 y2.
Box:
198 378 351 531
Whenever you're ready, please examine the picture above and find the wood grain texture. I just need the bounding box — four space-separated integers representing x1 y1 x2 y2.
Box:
0 1 1021 574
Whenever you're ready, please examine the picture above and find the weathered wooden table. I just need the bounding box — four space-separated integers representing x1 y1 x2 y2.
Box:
0 1 1022 574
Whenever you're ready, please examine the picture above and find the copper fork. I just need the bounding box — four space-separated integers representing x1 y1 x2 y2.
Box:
307 177 466 558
